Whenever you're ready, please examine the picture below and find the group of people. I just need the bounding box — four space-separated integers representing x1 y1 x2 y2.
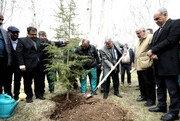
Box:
1 6 180 121
0 13 68 103
134 7 180 121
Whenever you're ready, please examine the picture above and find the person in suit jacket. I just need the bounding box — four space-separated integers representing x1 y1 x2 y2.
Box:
147 8 180 121
99 37 123 99
7 26 23 100
0 13 12 97
16 27 46 103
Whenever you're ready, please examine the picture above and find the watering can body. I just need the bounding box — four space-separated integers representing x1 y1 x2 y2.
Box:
0 94 19 118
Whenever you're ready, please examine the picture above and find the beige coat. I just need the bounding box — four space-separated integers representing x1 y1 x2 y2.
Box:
134 34 153 71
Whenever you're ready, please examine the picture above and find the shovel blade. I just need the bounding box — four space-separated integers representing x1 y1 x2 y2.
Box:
84 93 93 99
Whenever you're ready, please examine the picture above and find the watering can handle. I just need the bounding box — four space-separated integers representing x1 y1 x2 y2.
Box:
4 94 12 99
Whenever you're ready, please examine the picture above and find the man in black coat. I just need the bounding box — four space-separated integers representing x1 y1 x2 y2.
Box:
147 8 180 121
16 27 46 103
7 26 23 100
0 13 12 97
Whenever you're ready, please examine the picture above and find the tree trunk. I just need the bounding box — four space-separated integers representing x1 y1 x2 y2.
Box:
66 91 70 100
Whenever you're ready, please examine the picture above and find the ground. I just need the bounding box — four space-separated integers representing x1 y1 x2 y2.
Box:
0 72 166 121
46 93 133 121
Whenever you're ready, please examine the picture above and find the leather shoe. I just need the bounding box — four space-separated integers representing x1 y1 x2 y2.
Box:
160 113 179 121
148 107 167 113
26 98 33 103
103 93 108 99
144 102 155 107
136 97 147 102
36 96 46 100
114 93 123 98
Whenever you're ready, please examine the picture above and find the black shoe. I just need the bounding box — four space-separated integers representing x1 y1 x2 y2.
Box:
148 107 167 113
26 98 33 103
160 113 179 121
103 93 108 99
136 97 147 102
100 89 104 93
36 96 46 100
114 93 123 98
144 102 155 107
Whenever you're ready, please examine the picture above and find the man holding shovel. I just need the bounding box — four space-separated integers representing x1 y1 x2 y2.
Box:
99 37 123 99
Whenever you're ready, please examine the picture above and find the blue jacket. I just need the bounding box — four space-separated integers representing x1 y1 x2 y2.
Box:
0 28 12 65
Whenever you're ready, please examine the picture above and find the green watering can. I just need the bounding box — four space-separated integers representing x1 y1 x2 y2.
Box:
0 94 19 118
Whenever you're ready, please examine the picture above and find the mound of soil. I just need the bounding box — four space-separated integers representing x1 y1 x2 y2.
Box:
47 93 133 121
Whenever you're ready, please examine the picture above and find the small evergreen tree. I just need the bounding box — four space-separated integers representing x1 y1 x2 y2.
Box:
45 38 90 100
45 0 89 100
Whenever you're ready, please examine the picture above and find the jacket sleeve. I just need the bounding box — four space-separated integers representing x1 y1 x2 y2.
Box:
16 38 25 66
93 46 100 64
99 49 113 68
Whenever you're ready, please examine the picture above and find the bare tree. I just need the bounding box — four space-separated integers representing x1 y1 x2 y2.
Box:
30 0 37 28
97 0 105 36
0 0 17 24
0 0 7 14
87 0 92 35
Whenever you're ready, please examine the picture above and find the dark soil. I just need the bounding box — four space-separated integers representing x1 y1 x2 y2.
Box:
47 93 133 121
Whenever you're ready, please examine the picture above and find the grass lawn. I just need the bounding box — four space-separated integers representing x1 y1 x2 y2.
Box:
0 71 169 121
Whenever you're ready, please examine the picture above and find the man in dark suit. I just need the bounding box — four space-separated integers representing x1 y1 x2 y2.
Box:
16 27 46 103
147 8 180 121
7 26 23 100
100 37 123 99
0 13 12 97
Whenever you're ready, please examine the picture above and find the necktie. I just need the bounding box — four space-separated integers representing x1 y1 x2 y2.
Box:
158 27 162 34
32 40 37 50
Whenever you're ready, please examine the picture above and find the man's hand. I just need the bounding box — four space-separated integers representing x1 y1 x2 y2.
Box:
20 65 26 71
151 54 158 60
147 50 153 57
110 65 115 70
64 40 69 45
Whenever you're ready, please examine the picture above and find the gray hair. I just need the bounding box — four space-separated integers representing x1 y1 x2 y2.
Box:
104 36 112 42
158 7 168 16
136 27 146 32
38 31 46 36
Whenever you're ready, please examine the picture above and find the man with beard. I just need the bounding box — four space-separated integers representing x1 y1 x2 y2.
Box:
16 27 45 103
7 26 23 100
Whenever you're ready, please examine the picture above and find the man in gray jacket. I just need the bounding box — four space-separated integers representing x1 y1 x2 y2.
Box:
100 37 123 99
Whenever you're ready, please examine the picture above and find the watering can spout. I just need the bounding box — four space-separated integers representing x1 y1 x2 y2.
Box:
8 93 27 117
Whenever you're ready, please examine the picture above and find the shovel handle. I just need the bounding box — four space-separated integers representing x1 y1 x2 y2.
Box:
90 46 133 94
96 56 123 89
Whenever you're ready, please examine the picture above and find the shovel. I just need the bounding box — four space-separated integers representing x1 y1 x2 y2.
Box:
84 55 124 99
